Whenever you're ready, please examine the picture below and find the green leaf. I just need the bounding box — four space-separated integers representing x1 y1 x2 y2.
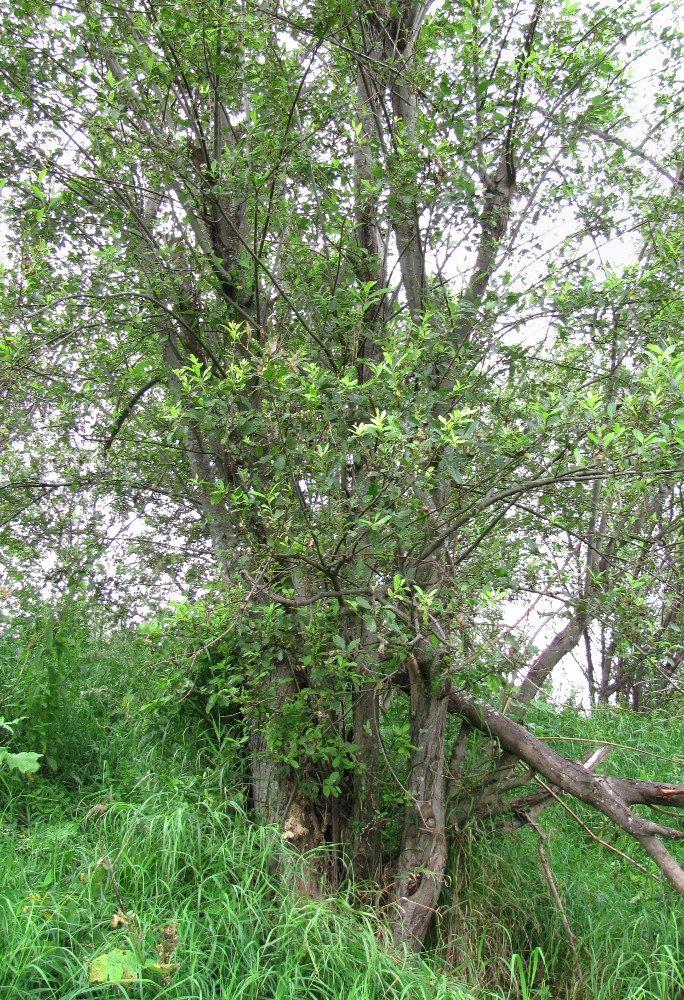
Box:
88 949 139 984
0 749 42 774
143 959 180 977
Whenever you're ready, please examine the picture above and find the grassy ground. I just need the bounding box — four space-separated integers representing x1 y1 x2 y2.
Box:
2 617 684 998
1 755 478 999
4 719 684 1000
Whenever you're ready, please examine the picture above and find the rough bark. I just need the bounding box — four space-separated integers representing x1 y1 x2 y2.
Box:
391 655 450 949
350 678 384 882
250 656 326 893
448 686 684 894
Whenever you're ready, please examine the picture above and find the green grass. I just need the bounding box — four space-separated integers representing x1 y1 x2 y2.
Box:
6 736 683 1000
3 613 684 999
0 759 478 999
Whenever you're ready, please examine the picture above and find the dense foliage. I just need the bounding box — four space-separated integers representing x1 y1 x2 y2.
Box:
2 0 684 955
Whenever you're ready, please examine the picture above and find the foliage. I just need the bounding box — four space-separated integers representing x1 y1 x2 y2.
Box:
0 604 147 782
2 0 684 948
0 745 42 775
2 650 684 999
138 596 410 805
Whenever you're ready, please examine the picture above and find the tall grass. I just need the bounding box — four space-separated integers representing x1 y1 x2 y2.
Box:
1 752 479 999
444 704 684 1000
3 610 684 999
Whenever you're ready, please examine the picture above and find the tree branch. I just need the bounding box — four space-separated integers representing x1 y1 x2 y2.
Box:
103 376 163 454
448 686 684 895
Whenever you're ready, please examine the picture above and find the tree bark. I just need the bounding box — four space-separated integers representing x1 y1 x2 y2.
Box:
391 655 450 949
448 686 684 894
350 678 384 882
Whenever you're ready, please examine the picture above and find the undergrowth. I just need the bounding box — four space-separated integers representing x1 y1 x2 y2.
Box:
2 611 684 998
0 764 477 998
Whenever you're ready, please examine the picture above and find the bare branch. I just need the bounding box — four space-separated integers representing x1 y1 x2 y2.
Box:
448 686 684 895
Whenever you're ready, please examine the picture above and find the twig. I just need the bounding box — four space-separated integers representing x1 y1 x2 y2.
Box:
533 776 658 880
525 814 580 953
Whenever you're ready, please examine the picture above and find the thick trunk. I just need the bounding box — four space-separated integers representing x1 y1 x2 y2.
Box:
391 657 450 949
249 661 325 894
250 738 325 894
350 680 384 882
250 759 322 850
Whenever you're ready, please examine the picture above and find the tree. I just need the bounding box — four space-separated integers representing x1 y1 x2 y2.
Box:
2 0 684 948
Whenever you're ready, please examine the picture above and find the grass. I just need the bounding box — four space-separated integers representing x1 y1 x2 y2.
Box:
5 734 683 1000
3 614 684 999
1 755 479 999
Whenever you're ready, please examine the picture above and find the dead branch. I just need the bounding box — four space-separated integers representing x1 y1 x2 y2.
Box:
448 686 684 895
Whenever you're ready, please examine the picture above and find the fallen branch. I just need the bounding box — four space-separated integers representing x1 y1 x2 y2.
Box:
448 687 684 895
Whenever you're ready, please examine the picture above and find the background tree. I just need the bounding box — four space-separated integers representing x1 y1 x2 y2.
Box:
2 0 684 948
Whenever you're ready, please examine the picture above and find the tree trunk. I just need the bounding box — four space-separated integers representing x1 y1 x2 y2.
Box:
350 678 384 882
249 660 325 894
391 654 450 949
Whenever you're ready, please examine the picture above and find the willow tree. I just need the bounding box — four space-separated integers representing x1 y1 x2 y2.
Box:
2 0 684 948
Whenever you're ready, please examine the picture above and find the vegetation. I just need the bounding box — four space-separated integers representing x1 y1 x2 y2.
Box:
2 0 684 985
2 614 684 998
